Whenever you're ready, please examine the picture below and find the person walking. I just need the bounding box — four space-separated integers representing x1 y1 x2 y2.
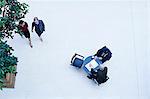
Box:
19 20 33 48
31 17 45 42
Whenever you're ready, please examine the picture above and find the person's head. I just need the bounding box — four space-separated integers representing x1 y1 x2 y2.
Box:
34 17 39 24
34 17 39 22
19 20 24 27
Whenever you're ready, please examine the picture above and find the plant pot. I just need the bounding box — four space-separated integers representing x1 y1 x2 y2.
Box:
4 65 17 88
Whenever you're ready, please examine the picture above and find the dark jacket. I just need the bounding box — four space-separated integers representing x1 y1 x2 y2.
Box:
90 67 108 84
20 22 28 32
96 67 108 84
32 20 45 34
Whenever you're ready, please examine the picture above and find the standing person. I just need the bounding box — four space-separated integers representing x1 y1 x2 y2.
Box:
19 20 33 48
31 17 45 42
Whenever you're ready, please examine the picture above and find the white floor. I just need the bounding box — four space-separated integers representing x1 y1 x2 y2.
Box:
0 0 149 99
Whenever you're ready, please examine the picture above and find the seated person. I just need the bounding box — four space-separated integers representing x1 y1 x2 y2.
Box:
94 46 112 63
87 67 109 84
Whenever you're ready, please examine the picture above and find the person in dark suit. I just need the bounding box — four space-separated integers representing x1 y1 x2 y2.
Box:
32 17 45 42
87 67 109 84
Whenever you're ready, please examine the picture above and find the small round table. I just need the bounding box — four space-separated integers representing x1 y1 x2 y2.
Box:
82 56 102 75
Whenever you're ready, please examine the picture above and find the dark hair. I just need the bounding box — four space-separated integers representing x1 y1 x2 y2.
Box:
19 20 24 25
34 17 38 21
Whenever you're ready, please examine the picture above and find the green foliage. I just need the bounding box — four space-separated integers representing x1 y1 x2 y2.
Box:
0 0 6 8
0 40 18 90
0 0 29 90
0 81 3 90
0 0 29 39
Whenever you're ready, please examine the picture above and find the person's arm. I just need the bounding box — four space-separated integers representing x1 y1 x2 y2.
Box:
41 20 45 31
25 22 28 28
91 68 97 75
31 22 35 32
91 68 97 79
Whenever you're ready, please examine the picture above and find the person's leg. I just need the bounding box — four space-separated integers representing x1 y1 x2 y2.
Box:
25 31 33 48
28 38 33 48
37 32 43 42
39 36 43 42
87 75 92 79
87 74 96 79
91 68 96 74
87 69 95 79
87 69 97 79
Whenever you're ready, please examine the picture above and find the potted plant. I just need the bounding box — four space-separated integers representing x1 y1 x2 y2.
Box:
0 40 17 89
0 0 29 90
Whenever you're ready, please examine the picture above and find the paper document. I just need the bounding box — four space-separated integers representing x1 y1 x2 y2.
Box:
85 59 99 71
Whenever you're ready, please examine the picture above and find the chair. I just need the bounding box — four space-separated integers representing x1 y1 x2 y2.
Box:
71 53 84 68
